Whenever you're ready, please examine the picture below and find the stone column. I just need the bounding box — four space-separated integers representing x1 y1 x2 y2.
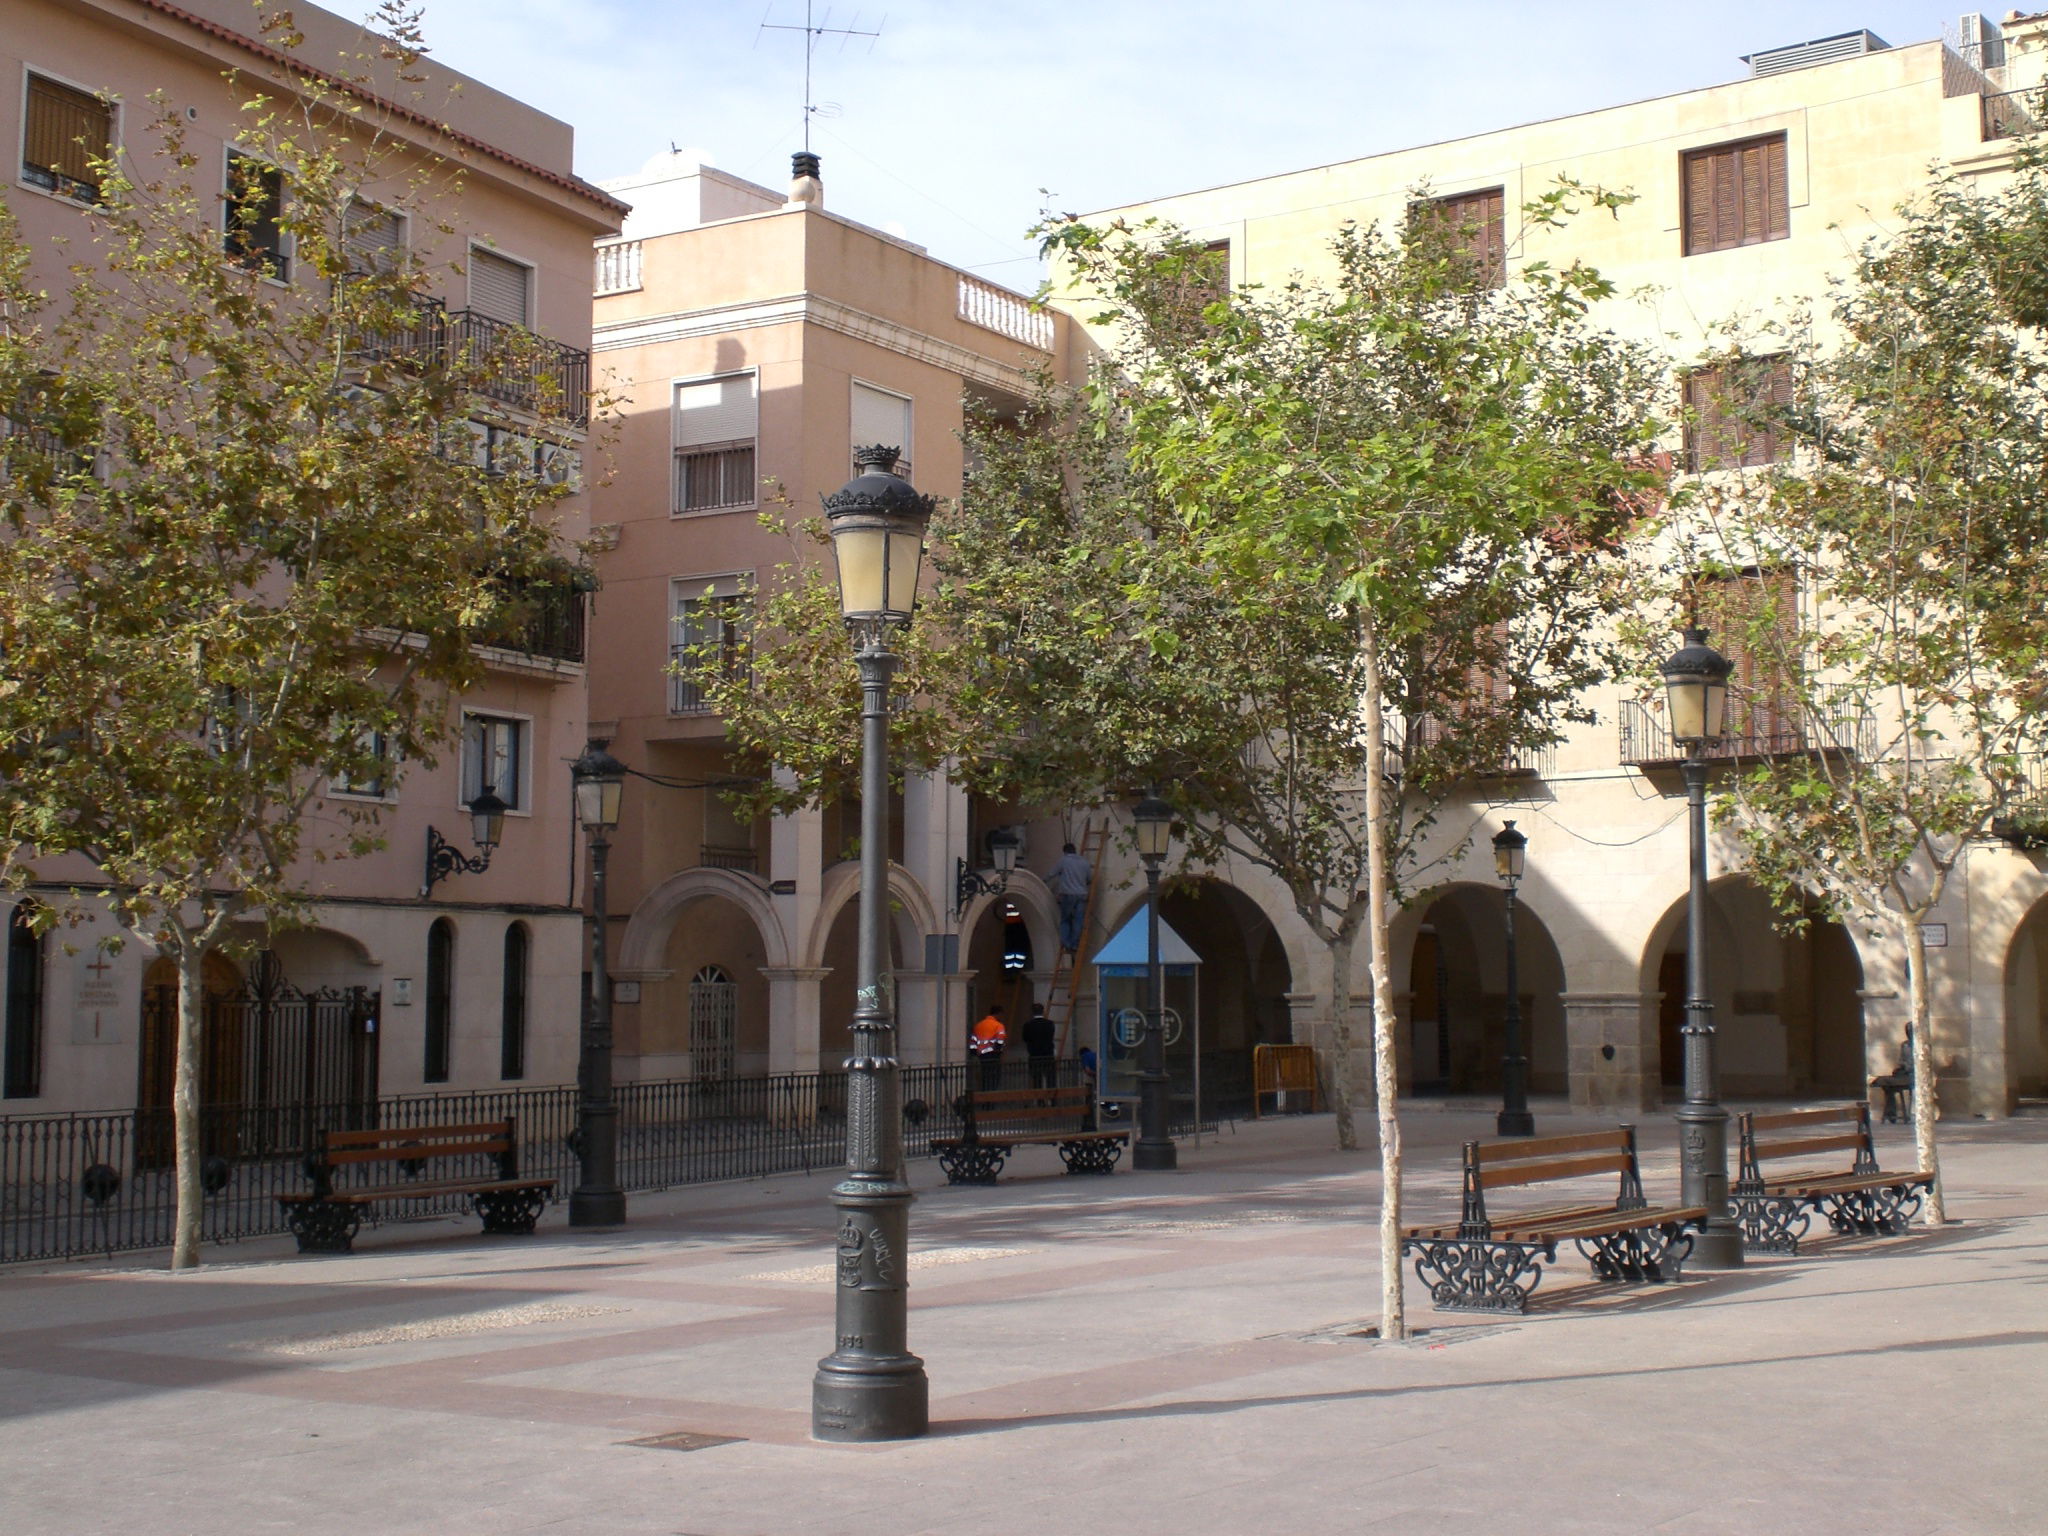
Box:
762 966 830 1075
1564 992 1661 1114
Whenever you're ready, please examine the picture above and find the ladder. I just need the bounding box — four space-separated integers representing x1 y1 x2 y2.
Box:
1050 819 1110 1057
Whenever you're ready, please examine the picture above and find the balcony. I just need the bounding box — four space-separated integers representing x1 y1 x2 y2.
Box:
356 296 592 428
1982 90 2041 142
594 239 642 296
958 274 1054 351
1617 691 1873 767
480 578 587 664
699 843 758 872
1388 715 1556 782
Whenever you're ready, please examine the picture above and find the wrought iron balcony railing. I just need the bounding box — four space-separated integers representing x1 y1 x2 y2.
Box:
1387 714 1557 782
479 580 586 664
354 296 592 427
1982 89 2042 142
1617 690 1873 767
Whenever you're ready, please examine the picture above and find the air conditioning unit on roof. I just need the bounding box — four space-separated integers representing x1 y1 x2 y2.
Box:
1743 29 1889 77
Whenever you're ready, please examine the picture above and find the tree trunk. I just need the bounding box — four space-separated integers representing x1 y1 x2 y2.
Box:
1903 922 1945 1224
171 945 205 1270
1360 615 1406 1342
1324 928 1359 1151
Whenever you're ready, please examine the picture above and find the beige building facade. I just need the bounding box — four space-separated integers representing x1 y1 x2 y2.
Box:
1060 17 2048 1119
1 0 622 1114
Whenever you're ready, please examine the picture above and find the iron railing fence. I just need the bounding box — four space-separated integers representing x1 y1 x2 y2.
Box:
3 1055 1272 1265
1617 687 1875 767
1983 89 2042 141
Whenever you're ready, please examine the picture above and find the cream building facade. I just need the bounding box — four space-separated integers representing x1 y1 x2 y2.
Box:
0 0 622 1115
1056 16 2048 1119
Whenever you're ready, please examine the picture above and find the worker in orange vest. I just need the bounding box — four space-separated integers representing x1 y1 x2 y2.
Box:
970 1005 1007 1089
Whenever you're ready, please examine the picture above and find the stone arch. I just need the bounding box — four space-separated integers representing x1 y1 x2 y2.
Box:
620 866 792 974
1637 873 1867 1095
2001 895 2048 1103
960 870 1060 1022
1402 880 1569 1094
804 860 936 970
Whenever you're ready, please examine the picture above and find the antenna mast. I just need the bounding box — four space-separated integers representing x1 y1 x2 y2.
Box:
760 3 881 153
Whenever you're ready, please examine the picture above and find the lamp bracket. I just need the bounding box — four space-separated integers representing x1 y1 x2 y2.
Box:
954 856 1010 920
422 825 493 897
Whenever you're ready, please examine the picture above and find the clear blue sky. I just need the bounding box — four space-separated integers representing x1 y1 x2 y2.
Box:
402 2 1972 285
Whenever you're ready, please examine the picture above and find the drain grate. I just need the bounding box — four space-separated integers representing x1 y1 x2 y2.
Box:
1273 1320 1518 1347
619 1430 745 1453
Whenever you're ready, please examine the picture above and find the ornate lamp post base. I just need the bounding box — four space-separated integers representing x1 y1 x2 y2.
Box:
568 1188 625 1227
812 1354 929 1442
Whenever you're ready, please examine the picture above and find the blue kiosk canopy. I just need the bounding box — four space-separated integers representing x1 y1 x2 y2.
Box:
1090 906 1200 975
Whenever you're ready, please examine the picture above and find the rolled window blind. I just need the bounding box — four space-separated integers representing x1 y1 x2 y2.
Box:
675 373 758 448
469 247 531 326
851 382 912 475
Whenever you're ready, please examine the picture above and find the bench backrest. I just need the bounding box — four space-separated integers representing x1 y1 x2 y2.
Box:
960 1086 1092 1139
1459 1127 1644 1235
1737 1102 1878 1182
308 1119 520 1195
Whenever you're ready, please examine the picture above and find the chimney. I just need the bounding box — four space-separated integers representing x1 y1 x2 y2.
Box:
788 151 822 210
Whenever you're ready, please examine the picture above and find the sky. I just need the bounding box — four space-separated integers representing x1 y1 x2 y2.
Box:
396 1 1976 286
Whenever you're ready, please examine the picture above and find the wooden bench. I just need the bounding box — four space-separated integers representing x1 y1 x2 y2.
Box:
1733 1102 1934 1255
930 1086 1130 1185
277 1119 554 1254
1400 1126 1705 1314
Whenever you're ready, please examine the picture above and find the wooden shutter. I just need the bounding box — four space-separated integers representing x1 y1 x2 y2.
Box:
23 76 110 199
1700 569 1799 747
1684 134 1788 255
851 382 912 476
469 247 530 326
1421 188 1506 287
674 373 757 449
1685 358 1791 470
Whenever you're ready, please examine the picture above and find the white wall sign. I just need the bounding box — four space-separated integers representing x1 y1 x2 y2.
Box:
612 980 641 1004
1920 923 1948 949
391 977 414 1006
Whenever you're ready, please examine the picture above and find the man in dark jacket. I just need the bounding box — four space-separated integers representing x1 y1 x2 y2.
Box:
1021 1003 1058 1090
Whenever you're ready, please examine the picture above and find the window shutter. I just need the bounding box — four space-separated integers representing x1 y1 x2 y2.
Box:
345 201 404 272
1763 137 1790 242
469 247 530 326
1712 148 1740 251
674 373 757 448
1685 152 1715 256
23 77 110 199
851 382 912 475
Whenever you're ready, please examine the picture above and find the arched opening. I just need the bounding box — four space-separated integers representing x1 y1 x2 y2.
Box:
500 922 530 1081
425 919 455 1084
3 904 45 1099
637 895 770 1077
819 894 920 1059
1643 877 1865 1096
2002 898 2048 1104
689 964 739 1080
963 898 1039 1047
1406 884 1567 1096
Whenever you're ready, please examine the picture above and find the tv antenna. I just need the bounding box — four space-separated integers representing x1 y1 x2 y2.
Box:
759 3 881 153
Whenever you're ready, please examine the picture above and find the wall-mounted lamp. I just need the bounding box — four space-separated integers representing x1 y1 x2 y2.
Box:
422 786 507 896
954 826 1021 918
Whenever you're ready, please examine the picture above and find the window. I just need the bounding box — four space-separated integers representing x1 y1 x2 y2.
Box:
1697 567 1801 748
674 372 757 513
1413 186 1506 287
331 728 390 799
688 965 737 1081
500 923 529 1081
851 381 912 478
22 74 111 202
1683 357 1793 472
424 918 454 1084
468 245 531 327
4 905 43 1098
462 712 527 810
1682 133 1789 256
670 577 751 714
343 198 404 274
224 152 289 280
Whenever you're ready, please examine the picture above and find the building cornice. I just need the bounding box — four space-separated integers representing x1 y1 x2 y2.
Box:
594 292 1041 394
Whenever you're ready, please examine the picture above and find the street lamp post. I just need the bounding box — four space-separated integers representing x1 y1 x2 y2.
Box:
1131 794 1178 1172
1662 626 1744 1269
1492 820 1534 1137
812 444 934 1442
569 738 626 1228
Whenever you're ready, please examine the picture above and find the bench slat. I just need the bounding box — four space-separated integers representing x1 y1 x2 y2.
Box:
280 1176 552 1206
1750 1132 1863 1162
1745 1106 1861 1133
325 1140 512 1166
1473 1130 1628 1164
1478 1152 1630 1190
324 1122 514 1146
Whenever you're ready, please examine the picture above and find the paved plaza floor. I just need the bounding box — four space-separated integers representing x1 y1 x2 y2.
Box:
2 1104 2043 1536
